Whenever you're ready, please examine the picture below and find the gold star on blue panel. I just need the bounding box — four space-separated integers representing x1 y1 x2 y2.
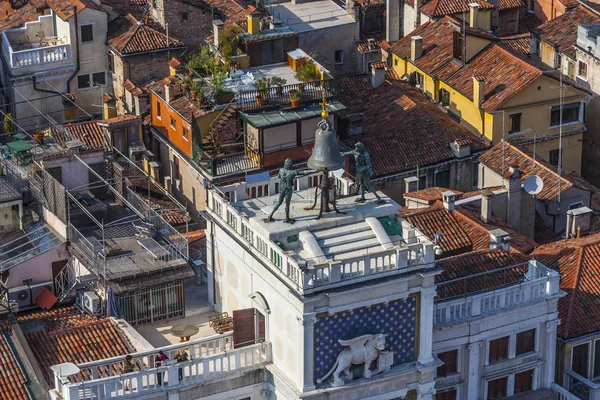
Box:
313 296 418 381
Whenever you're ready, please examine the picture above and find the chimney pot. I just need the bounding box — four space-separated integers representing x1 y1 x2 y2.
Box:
411 36 423 61
371 62 386 88
164 84 171 104
489 228 510 251
468 3 479 29
442 190 455 213
248 13 260 35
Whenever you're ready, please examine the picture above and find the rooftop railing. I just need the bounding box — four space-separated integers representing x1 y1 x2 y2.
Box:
206 189 435 296
433 260 561 326
192 144 261 178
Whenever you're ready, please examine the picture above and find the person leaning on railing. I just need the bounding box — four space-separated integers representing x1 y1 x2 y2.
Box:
174 349 189 381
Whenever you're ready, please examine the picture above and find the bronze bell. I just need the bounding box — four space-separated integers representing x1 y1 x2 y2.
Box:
308 120 345 171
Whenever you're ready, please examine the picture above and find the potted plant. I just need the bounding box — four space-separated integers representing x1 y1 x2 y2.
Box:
33 129 44 145
289 89 300 108
271 77 287 96
255 77 272 106
295 59 320 90
182 76 192 91
3 113 15 135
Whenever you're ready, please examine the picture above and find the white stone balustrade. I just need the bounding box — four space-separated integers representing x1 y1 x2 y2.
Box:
433 260 561 326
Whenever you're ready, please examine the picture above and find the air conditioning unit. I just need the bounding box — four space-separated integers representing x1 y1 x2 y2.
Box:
164 176 172 194
83 291 101 315
8 285 32 310
30 281 54 300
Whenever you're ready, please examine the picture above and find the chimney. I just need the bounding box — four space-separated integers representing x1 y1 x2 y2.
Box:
405 176 419 193
571 206 593 236
414 0 422 28
213 19 224 47
469 3 479 28
481 188 493 223
442 190 456 213
248 13 260 35
164 84 171 104
371 62 386 88
506 167 521 231
411 36 423 61
386 0 400 42
489 229 510 251
270 18 283 29
473 76 485 108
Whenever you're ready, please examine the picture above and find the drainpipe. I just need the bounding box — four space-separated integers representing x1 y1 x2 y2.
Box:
66 6 81 94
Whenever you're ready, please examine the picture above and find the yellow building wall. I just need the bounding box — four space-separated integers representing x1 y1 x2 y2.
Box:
466 36 491 62
525 132 583 174
478 10 492 31
392 54 407 78
439 80 487 136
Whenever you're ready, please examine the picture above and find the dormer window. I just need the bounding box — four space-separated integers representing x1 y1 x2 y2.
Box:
453 31 463 62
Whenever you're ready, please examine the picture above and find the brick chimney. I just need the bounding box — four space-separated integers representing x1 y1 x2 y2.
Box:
248 13 260 35
371 62 386 88
469 3 479 28
473 76 485 108
411 36 423 61
213 19 224 47
481 188 493 223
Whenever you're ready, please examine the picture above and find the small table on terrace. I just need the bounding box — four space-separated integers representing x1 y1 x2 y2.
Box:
7 140 32 165
171 324 199 342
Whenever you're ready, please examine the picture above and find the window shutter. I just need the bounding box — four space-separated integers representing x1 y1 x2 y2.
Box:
233 308 256 348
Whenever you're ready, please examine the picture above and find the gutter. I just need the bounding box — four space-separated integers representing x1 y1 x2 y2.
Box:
66 6 81 94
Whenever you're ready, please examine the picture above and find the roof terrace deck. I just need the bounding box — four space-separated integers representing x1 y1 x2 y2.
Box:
267 0 356 32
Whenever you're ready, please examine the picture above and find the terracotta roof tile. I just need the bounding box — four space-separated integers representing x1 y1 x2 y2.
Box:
497 0 524 10
535 232 600 339
479 141 597 201
420 0 494 17
436 249 530 300
18 306 134 383
108 14 185 55
0 324 29 400
100 0 148 19
404 187 463 203
146 76 211 122
335 75 489 178
535 6 600 59
45 0 106 20
50 120 109 151
500 34 532 55
0 2 41 31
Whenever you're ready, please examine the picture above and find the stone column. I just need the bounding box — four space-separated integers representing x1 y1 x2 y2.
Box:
467 341 483 400
418 288 436 365
300 314 317 391
544 320 560 388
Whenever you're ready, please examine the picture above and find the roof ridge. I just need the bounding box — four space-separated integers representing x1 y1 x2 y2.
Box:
119 14 142 53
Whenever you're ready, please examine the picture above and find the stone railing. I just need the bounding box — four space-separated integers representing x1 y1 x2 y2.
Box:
2 31 72 70
552 382 582 400
207 190 434 295
53 333 274 400
433 260 561 326
564 369 600 400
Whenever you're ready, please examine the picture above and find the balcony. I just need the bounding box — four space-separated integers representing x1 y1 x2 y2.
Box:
51 332 272 400
1 13 73 72
433 260 561 326
192 142 261 178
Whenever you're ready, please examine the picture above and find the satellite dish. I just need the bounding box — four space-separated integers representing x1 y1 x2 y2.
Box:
524 175 544 195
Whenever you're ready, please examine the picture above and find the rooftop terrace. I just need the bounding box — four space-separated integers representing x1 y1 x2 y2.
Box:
267 0 356 32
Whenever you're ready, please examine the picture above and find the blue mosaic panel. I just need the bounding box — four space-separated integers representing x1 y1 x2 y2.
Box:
314 296 418 381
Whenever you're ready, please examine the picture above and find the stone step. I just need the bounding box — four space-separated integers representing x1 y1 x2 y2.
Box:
332 244 386 261
322 237 382 258
312 221 370 241
317 229 377 249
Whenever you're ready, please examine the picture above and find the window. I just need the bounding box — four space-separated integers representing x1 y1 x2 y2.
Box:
569 201 583 210
439 88 450 107
572 342 590 378
108 53 114 73
170 116 176 130
394 58 399 66
514 369 534 394
435 389 457 400
568 61 575 78
594 340 600 378
335 50 344 64
92 72 105 86
578 60 588 79
487 376 508 399
489 336 509 363
437 350 458 377
435 169 450 188
551 103 580 126
181 12 188 21
453 30 463 61
77 74 90 89
473 161 480 189
509 113 522 134
415 72 424 88
80 24 93 42
183 127 189 140
156 101 161 118
516 329 535 355
549 149 559 167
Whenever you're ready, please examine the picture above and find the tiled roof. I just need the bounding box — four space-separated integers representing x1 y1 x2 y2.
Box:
100 0 148 19
479 141 597 201
0 2 41 31
146 76 210 122
45 0 106 20
18 307 134 383
123 79 148 97
50 120 109 151
0 324 29 400
335 75 489 178
535 233 600 339
519 12 543 32
108 14 185 56
420 0 494 17
444 42 545 111
401 202 474 258
436 249 529 300
560 0 580 8
404 187 463 203
100 114 140 126
500 34 532 55
535 6 600 59
497 0 524 10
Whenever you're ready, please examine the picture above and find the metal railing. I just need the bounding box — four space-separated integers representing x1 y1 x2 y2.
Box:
236 79 337 112
193 144 261 177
